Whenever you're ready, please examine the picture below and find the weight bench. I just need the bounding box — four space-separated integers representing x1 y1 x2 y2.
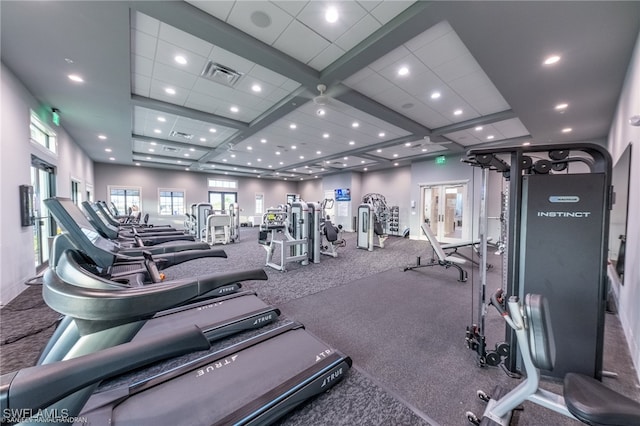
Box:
403 223 469 282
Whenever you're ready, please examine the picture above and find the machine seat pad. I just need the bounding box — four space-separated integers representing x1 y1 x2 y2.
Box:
324 221 338 242
525 294 555 371
564 372 640 426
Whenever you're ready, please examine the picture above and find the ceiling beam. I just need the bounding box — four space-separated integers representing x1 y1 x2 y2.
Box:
131 95 248 130
431 109 518 136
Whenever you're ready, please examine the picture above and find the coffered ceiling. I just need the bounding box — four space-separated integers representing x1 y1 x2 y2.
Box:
2 1 639 180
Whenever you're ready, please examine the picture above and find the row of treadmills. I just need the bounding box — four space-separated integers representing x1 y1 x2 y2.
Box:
1 198 352 425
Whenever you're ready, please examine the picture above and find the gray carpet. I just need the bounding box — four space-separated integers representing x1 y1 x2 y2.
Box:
1 226 638 425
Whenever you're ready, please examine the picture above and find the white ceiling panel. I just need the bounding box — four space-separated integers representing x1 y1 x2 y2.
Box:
132 29 157 60
272 1 308 18
334 14 380 52
369 1 415 24
186 1 235 21
226 1 294 45
151 62 198 90
157 21 213 57
273 20 330 64
296 1 368 43
132 73 152 98
308 43 346 71
131 9 160 36
132 54 154 78
154 39 208 77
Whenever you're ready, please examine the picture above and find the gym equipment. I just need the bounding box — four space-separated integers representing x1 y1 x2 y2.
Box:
38 247 272 365
203 203 241 245
84 202 195 245
403 223 468 282
357 193 390 251
26 249 350 425
44 198 226 276
466 290 640 426
259 206 309 272
1 326 212 424
97 201 173 231
465 143 612 379
319 199 345 258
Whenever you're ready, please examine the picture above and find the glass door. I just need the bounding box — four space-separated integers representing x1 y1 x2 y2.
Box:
422 182 467 243
31 158 56 269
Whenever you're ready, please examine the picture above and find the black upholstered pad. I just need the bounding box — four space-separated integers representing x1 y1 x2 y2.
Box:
564 372 640 425
525 294 556 371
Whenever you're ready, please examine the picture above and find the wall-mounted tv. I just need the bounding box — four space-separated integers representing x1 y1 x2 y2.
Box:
334 188 351 201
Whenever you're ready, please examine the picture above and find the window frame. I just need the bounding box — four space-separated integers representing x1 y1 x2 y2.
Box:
158 188 186 216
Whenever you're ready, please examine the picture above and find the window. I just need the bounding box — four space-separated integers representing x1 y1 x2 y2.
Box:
108 186 141 215
208 191 237 212
208 178 237 189
30 112 57 154
31 156 56 269
255 193 264 215
159 189 185 215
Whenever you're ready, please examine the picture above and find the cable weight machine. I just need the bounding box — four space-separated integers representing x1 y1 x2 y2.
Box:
464 143 612 379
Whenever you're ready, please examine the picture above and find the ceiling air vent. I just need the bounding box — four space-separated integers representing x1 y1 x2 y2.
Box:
169 131 194 140
201 61 243 87
163 146 180 153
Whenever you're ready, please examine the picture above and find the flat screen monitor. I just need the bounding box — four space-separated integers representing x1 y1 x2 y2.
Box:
334 188 351 202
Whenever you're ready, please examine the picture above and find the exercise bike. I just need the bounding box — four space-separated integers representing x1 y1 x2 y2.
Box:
467 290 640 425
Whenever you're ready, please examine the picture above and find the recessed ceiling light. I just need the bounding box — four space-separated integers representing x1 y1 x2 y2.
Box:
475 126 483 131
247 146 253 151
394 162 399 166
223 159 228 162
260 138 267 143
148 148 155 152
231 154 236 158
321 168 325 171
189 147 195 151
291 145 297 150
404 142 411 146
325 6 339 23
150 142 157 146
398 66 409 76
279 162 283 165
247 162 252 166
393 153 398 157
544 55 561 65
157 117 166 123
185 168 190 171
135 163 140 166
352 122 359 128
276 151 281 155
555 103 569 111
323 133 329 138
349 141 355 145
109 157 115 161
105 148 112 152
487 135 495 140
200 138 206 142
454 109 463 116
230 106 239 113
421 148 428 152
154 129 161 134
210 164 216 168
430 91 441 100
361 160 365 164
209 128 217 133
376 149 382 153
165 87 176 95
363 168 368 171
146 157 151 160
257 158 262 162
299 155 304 159
184 153 190 157
177 160 182 164
98 134 107 140
343 156 348 160
316 150 322 155
251 84 262 92
317 109 325 116
523 142 531 146
269 165 273 168
562 127 572 133
68 74 84 83
378 132 385 137
174 55 187 65
289 123 297 129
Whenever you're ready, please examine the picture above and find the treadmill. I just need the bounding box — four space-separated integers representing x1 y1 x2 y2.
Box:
44 198 225 277
83 201 195 242
24 249 352 425
39 247 274 362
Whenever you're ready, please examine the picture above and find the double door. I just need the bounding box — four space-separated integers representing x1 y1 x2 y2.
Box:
422 182 467 243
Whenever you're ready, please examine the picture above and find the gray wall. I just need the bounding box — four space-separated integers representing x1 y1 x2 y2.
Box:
0 62 94 305
361 166 412 234
93 163 299 227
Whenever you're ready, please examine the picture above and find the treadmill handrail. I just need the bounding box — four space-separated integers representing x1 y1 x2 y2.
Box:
44 250 268 322
0 326 210 416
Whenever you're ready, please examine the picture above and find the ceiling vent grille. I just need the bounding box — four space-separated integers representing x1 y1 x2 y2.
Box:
163 146 180 153
201 61 243 87
169 131 194 140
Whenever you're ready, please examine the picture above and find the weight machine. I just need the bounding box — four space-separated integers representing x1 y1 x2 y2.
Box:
357 193 390 251
203 203 240 245
259 202 309 272
319 199 346 258
464 143 612 379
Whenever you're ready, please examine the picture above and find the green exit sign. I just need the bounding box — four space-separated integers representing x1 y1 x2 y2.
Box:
52 109 60 126
435 155 446 165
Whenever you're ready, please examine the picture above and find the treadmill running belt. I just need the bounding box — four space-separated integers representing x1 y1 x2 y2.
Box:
79 324 351 425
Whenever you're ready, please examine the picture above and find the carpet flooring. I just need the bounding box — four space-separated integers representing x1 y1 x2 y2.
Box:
1 226 638 425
